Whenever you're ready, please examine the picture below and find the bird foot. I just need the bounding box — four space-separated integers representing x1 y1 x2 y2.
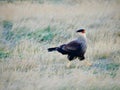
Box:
84 60 92 67
66 61 71 68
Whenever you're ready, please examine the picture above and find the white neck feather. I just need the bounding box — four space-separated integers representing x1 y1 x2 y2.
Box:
79 33 86 38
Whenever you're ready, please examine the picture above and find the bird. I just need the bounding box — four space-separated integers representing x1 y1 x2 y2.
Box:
48 29 87 67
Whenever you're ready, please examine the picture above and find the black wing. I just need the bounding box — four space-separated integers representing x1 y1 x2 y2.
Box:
63 40 87 55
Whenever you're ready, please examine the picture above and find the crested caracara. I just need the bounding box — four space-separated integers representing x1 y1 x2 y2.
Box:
48 29 87 63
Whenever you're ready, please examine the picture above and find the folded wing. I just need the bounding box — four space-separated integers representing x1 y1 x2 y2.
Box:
63 40 87 56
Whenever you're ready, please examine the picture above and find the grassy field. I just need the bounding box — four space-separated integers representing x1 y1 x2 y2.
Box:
0 0 120 90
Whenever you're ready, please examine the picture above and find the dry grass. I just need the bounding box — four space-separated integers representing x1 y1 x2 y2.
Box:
0 0 120 90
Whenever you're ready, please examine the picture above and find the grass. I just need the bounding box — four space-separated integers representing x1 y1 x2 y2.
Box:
27 26 55 42
0 49 10 59
0 0 120 90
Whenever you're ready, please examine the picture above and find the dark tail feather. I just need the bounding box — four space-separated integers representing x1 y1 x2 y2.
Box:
48 47 57 52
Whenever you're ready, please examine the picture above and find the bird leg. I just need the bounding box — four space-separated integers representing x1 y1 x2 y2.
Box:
66 61 72 68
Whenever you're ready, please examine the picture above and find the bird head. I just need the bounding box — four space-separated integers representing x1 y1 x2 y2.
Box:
76 29 86 37
76 29 86 33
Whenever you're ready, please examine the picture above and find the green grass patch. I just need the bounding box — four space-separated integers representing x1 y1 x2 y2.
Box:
4 31 14 41
91 61 120 78
3 20 13 30
28 26 55 42
13 27 29 41
0 49 10 59
106 63 120 71
2 20 14 41
3 26 29 43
